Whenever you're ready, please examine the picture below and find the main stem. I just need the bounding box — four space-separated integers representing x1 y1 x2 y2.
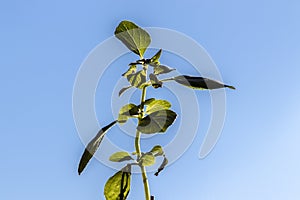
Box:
135 85 151 200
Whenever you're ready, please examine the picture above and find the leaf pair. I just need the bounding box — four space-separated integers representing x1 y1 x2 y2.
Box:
148 49 175 75
119 70 167 95
139 145 168 176
108 146 166 171
138 145 165 168
118 99 175 134
126 49 175 76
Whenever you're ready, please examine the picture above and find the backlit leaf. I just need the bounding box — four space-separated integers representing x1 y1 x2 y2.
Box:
109 152 133 162
104 165 131 200
145 99 171 115
118 103 139 124
127 69 146 88
139 153 156 166
153 65 175 75
115 20 151 57
137 109 177 134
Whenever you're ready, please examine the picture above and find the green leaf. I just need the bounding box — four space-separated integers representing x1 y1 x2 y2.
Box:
139 153 156 166
137 109 177 134
119 103 139 116
153 65 175 75
149 73 162 89
143 98 156 105
173 75 236 90
145 99 171 115
122 65 137 77
149 49 162 66
109 152 133 162
154 156 168 176
150 145 164 157
127 69 146 89
118 115 128 124
119 86 133 97
78 121 117 175
114 20 151 57
118 103 139 124
104 165 131 200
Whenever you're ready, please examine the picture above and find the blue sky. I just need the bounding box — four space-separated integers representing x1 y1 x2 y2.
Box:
1 0 300 199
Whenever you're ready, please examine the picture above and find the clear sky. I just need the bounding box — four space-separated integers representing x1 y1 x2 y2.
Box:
1 0 300 199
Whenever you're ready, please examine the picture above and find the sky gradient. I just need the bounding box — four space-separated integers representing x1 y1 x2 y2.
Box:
1 0 300 199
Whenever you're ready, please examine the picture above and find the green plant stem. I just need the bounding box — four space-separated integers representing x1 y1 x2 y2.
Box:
140 165 150 200
134 129 142 159
135 85 151 200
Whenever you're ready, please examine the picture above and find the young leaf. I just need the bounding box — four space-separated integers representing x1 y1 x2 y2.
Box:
153 65 175 75
114 20 151 57
137 109 177 134
150 145 164 157
173 75 236 90
145 99 171 115
122 65 137 77
78 121 117 175
139 153 156 166
149 73 162 89
149 49 162 66
127 69 146 88
119 85 133 97
118 103 139 124
154 156 168 176
109 152 133 162
104 165 131 200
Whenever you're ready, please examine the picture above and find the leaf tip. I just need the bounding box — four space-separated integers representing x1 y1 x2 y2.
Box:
226 85 236 90
78 155 88 175
78 164 84 175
